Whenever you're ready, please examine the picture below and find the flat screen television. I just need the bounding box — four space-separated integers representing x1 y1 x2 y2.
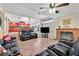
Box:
40 27 49 33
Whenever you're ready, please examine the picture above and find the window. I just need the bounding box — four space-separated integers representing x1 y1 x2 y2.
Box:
63 18 71 25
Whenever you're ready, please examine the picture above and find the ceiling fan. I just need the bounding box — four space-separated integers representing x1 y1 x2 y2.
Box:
40 3 70 14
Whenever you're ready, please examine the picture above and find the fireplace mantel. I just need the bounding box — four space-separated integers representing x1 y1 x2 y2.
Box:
57 28 79 30
56 28 79 42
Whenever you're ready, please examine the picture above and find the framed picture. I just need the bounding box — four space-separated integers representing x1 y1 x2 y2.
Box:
63 18 71 25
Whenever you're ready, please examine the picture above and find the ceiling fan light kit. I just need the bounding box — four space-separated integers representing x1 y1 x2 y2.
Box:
49 8 56 13
49 8 52 13
49 3 56 13
40 3 69 14
52 8 56 13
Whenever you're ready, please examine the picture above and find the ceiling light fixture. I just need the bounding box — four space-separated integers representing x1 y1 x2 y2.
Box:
49 8 56 13
52 8 56 13
49 8 52 13
49 3 56 13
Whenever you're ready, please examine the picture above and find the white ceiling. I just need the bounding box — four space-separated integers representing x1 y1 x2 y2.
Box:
0 3 79 20
0 3 48 18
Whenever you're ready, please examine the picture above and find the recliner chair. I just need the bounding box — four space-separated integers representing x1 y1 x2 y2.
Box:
0 51 10 56
58 42 71 49
2 37 20 56
2 37 18 49
48 45 55 49
35 48 58 56
35 50 50 56
10 47 20 56
52 42 71 56
59 40 73 47
45 49 58 56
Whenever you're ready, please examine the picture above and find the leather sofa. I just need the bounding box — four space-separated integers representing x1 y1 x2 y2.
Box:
59 40 73 47
35 40 73 56
19 30 38 41
48 45 55 49
35 50 50 56
10 47 20 56
52 44 70 56
35 48 58 56
2 37 20 56
0 51 10 56
45 49 58 56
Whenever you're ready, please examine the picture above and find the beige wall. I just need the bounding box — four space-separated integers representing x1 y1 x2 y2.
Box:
52 14 79 39
37 14 79 39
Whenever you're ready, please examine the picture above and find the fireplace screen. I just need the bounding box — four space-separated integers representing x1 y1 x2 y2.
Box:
60 32 73 41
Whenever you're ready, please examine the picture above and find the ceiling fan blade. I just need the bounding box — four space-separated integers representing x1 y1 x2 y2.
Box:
56 3 69 8
40 7 49 10
40 7 44 9
40 3 56 9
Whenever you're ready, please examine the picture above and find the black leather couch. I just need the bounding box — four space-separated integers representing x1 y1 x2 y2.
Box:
19 30 38 41
52 43 71 56
45 49 58 56
36 50 50 56
35 48 58 56
35 39 73 56
0 51 10 56
59 40 73 47
2 37 20 56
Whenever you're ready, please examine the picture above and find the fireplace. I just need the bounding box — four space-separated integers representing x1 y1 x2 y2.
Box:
60 32 73 41
56 28 79 42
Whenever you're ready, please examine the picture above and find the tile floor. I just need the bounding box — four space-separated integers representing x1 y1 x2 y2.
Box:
9 32 58 56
